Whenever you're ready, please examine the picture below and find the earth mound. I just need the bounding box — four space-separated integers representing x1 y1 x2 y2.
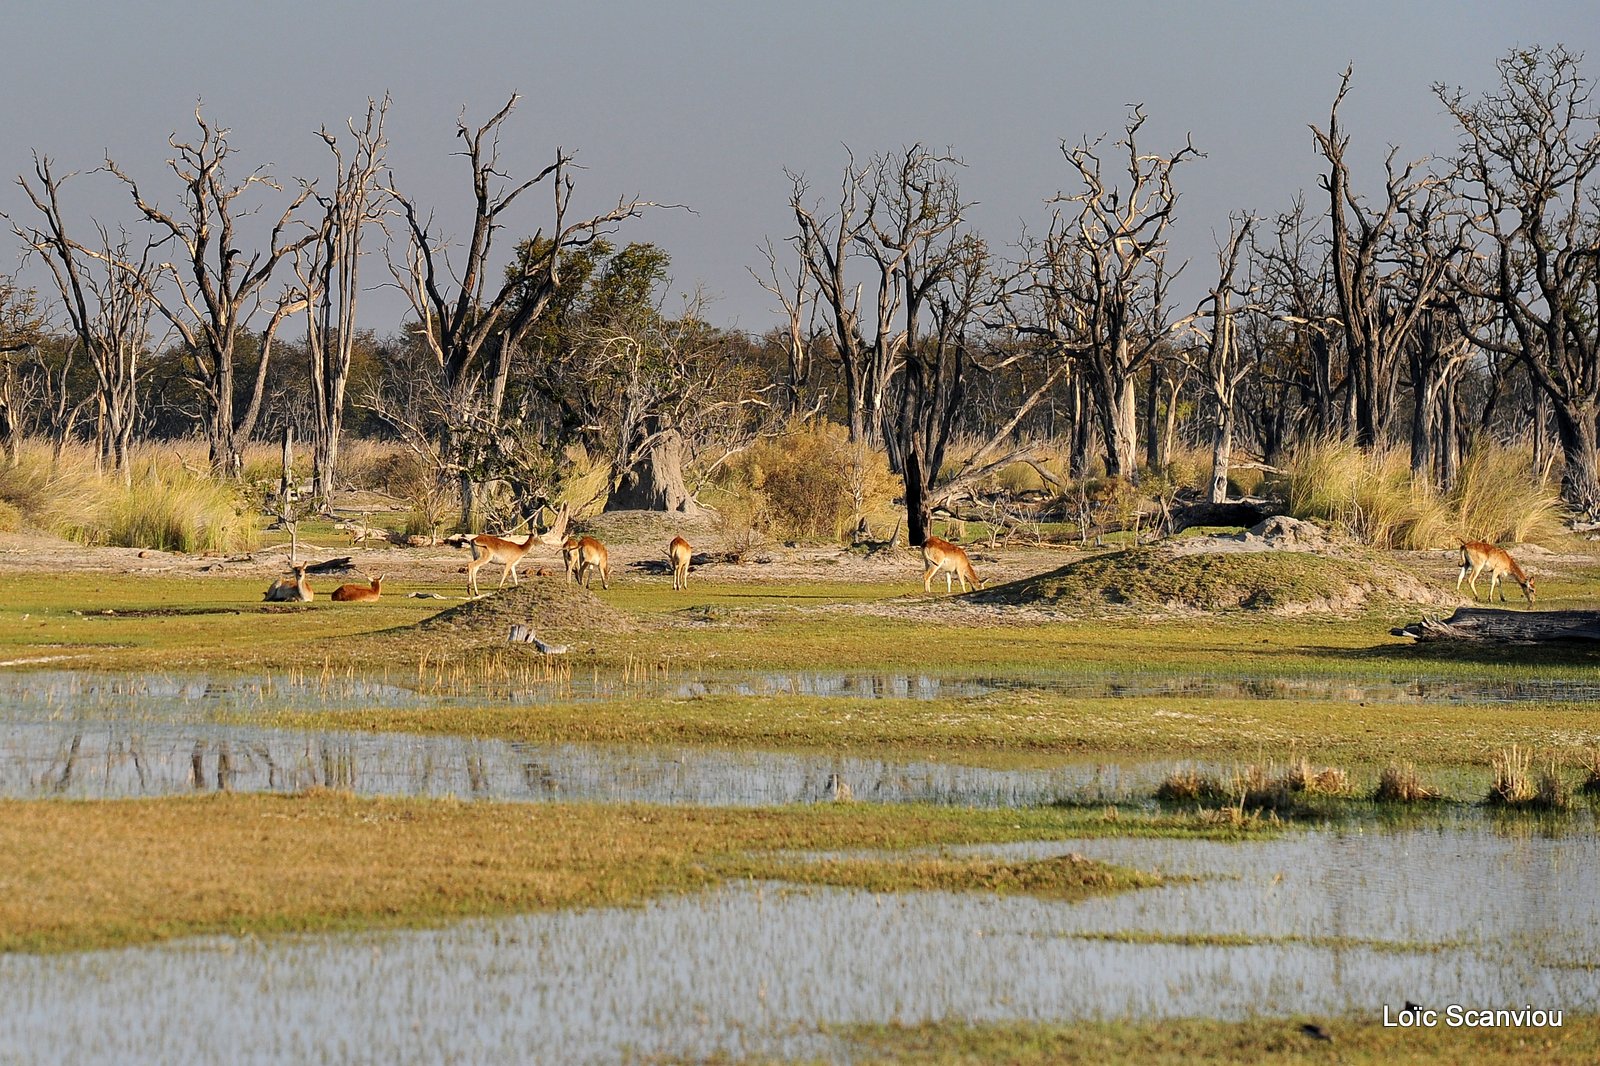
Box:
967 545 1457 614
411 576 633 646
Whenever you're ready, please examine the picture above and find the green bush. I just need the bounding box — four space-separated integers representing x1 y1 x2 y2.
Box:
716 421 897 541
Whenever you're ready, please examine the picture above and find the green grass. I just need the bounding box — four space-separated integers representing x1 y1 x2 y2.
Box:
0 793 1241 954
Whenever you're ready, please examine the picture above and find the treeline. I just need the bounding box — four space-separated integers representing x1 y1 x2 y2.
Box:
1 46 1596 541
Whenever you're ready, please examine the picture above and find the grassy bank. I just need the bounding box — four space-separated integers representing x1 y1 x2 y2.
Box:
0 793 1250 954
834 1015 1600 1065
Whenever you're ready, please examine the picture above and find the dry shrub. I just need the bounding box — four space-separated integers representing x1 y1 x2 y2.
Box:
717 421 896 541
1373 762 1441 803
1281 756 1348 795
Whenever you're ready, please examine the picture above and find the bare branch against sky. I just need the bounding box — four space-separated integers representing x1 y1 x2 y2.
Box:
4 2 1595 333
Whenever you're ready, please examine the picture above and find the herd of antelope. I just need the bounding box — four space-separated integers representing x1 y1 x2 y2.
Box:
264 519 1539 611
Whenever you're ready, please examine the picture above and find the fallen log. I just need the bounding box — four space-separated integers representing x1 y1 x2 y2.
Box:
508 624 569 654
1392 607 1600 643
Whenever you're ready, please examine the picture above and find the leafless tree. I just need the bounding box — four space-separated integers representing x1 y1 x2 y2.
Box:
105 106 318 476
0 275 46 467
1186 214 1257 503
751 237 820 414
787 149 926 445
12 156 163 482
1016 107 1202 479
1438 46 1600 515
383 94 655 528
294 97 389 504
1313 69 1459 449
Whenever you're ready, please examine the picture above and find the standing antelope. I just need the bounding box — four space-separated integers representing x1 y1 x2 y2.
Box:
331 574 384 602
562 536 611 590
447 531 540 596
921 536 984 594
263 564 313 603
1457 541 1536 606
445 507 571 597
668 536 692 590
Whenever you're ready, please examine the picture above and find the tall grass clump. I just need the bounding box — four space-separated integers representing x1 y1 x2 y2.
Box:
1286 437 1564 549
93 462 258 552
715 420 897 541
1487 745 1569 810
1450 440 1566 546
1372 762 1441 804
2 440 258 552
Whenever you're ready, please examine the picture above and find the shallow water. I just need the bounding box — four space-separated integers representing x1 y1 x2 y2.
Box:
2 825 1594 1065
4 665 1597 717
0 720 1157 805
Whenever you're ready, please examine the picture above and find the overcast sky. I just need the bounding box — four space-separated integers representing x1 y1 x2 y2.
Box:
4 2 1595 336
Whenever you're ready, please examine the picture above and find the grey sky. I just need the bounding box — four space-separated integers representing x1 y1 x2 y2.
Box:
5 2 1595 336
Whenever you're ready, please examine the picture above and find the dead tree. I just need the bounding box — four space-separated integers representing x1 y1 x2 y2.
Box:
1019 107 1201 479
296 98 389 505
787 151 911 445
1438 46 1600 516
106 107 317 476
13 156 162 483
384 95 654 529
0 276 45 467
1186 214 1257 503
751 237 820 414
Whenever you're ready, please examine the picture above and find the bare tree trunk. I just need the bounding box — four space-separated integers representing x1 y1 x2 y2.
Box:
607 422 699 513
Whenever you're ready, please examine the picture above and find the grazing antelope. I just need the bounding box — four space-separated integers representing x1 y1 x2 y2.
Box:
263 564 313 603
331 574 384 602
1457 541 1535 606
921 536 984 595
562 535 611 590
668 536 692 591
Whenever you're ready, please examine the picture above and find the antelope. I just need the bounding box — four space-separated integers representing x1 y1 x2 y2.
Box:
450 531 539 596
445 506 571 597
668 536 692 590
331 574 384 602
562 535 611 590
921 536 984 595
263 564 313 603
1457 541 1535 606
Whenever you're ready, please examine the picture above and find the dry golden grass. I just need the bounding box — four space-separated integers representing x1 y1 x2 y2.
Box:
0 793 1216 954
1373 762 1442 803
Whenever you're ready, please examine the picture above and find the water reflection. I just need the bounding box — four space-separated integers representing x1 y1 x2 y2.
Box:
2 827 1594 1064
4 667 1599 719
0 721 1152 805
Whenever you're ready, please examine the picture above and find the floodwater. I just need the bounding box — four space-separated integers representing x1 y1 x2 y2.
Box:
2 825 1595 1064
1 721 1159 805
2 667 1597 1064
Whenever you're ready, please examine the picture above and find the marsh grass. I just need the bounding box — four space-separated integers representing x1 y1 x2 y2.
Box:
766 851 1166 902
1156 759 1348 813
1373 761 1442 804
1488 745 1569 810
1582 747 1600 796
0 793 1240 953
839 1015 1600 1065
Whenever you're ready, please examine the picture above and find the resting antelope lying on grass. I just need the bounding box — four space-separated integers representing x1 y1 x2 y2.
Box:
1457 541 1535 606
330 574 384 602
263 564 313 602
921 536 984 595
